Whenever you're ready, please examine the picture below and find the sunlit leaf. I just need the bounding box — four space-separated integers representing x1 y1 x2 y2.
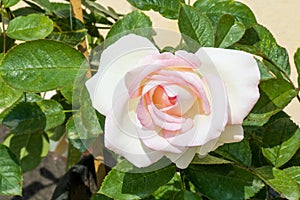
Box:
294 48 300 87
6 14 53 41
0 40 85 92
255 167 300 200
178 4 214 49
185 164 264 200
2 0 20 8
0 144 22 196
0 76 22 110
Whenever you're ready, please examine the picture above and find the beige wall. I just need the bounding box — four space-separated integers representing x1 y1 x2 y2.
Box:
99 0 300 124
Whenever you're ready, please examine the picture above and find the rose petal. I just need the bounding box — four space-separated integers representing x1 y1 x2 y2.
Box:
166 73 228 147
197 48 260 124
86 34 159 115
165 147 198 169
105 80 164 168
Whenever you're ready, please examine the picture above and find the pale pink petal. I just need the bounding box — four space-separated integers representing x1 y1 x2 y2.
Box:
213 124 244 150
166 74 228 147
105 80 163 168
86 34 158 115
165 147 198 169
198 47 260 124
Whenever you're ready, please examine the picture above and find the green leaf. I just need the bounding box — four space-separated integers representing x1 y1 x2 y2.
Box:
0 144 22 196
174 191 202 200
100 160 176 199
106 11 153 42
193 0 257 28
215 14 245 48
150 173 181 199
66 116 87 152
244 79 298 126
255 167 300 200
2 102 46 135
178 4 214 49
37 100 65 131
236 25 290 76
2 0 20 8
6 14 53 41
0 76 22 110
3 132 49 172
294 48 300 87
215 139 252 167
127 0 184 19
49 18 87 46
82 0 119 20
261 113 300 167
185 164 264 200
283 167 300 186
191 154 231 165
0 40 85 92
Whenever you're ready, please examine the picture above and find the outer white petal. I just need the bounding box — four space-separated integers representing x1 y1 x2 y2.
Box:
165 147 198 169
199 48 260 124
105 79 164 168
86 34 159 115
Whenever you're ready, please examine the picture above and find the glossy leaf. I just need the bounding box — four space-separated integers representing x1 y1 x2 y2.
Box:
0 77 22 110
127 0 184 19
150 173 181 199
236 25 290 76
0 144 22 196
255 167 300 200
215 139 252 167
215 14 245 48
37 100 65 131
2 0 20 8
261 113 300 167
178 5 214 49
106 11 153 42
294 48 300 87
3 132 49 172
193 0 256 28
185 165 264 200
0 40 85 92
283 167 300 186
6 14 53 41
2 102 46 135
100 160 176 199
244 79 298 126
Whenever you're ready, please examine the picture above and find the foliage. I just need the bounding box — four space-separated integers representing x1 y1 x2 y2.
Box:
0 0 299 199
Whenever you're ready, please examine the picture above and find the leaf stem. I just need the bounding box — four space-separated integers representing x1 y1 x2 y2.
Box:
1 3 6 54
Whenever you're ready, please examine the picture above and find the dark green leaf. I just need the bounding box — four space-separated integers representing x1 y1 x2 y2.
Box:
178 4 214 50
2 0 20 8
294 48 300 87
0 40 85 92
191 154 231 165
150 173 181 199
244 79 298 126
215 139 252 166
0 34 15 52
174 191 202 200
37 100 65 131
6 14 53 41
49 18 87 46
256 59 276 81
106 11 153 43
185 165 264 200
236 25 290 76
215 14 245 48
91 193 112 200
193 0 256 28
2 102 46 135
3 132 49 172
255 167 300 200
0 144 22 196
261 113 300 167
0 76 22 110
127 0 184 19
100 160 176 199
